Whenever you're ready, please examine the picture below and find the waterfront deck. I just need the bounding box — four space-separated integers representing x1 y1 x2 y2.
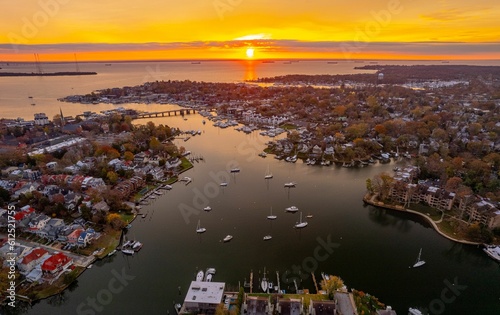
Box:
133 108 196 119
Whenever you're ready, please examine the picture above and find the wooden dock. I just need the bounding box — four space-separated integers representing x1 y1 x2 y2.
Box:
250 270 253 293
311 272 319 293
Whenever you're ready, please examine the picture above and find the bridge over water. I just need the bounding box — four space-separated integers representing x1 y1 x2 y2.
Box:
133 108 196 119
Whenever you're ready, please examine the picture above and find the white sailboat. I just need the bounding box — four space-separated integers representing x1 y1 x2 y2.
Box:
264 165 273 179
261 267 268 292
284 182 296 188
267 207 277 220
294 212 308 229
412 248 426 268
196 220 206 233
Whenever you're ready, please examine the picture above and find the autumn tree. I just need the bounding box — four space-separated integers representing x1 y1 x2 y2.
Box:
106 213 125 230
320 275 344 300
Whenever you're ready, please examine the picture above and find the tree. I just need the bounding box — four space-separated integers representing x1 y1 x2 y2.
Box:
320 275 344 299
106 213 125 230
107 171 118 185
123 151 134 161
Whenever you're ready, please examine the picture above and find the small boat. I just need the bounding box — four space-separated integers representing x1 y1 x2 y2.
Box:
220 182 228 187
263 235 272 241
205 273 213 282
141 213 147 218
132 241 143 251
122 248 134 255
408 308 423 315
223 235 233 242
206 268 216 275
203 206 212 212
196 270 204 281
413 248 426 268
306 214 313 219
196 220 206 234
284 182 296 188
87 264 93 269
267 207 277 220
163 184 173 190
107 250 117 257
202 120 206 125
285 206 299 213
258 152 267 158
483 245 500 262
261 267 268 292
264 165 273 179
294 212 308 229
230 168 240 173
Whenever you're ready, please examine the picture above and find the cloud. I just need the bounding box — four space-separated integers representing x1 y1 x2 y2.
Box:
1 40 499 59
420 7 489 22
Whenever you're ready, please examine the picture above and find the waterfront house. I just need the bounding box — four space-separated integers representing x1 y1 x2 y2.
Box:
17 247 49 274
308 300 337 315
183 281 225 313
41 252 73 275
245 295 271 315
92 200 110 213
26 268 44 283
277 297 303 315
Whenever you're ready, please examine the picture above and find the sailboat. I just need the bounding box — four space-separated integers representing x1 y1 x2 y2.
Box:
196 220 206 233
294 212 308 229
261 267 268 292
267 207 277 220
264 165 273 179
412 248 426 268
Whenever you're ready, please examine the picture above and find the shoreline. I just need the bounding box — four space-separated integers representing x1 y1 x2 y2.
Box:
362 193 482 245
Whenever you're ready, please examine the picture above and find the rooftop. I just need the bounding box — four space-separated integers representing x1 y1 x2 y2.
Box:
184 281 225 305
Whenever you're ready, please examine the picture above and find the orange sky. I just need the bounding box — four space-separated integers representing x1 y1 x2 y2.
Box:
1 0 499 61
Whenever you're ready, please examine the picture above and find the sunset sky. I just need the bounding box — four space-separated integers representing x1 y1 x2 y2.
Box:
1 0 499 61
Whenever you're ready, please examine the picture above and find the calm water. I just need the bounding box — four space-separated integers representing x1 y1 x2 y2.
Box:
1 61 500 314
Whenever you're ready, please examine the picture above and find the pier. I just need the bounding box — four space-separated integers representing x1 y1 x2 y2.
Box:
311 272 319 293
134 108 196 119
250 270 253 293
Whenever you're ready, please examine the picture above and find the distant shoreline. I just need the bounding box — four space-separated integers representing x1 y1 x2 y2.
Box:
0 72 97 77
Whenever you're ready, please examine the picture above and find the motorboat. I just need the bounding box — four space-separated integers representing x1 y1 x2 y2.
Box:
408 308 423 315
263 235 272 241
220 182 228 187
203 206 212 212
483 245 500 262
230 168 240 173
223 235 233 242
412 248 426 268
196 270 204 281
285 206 299 213
205 273 213 282
284 182 296 188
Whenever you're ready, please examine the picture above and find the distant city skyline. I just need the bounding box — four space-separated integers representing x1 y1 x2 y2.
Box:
1 0 499 61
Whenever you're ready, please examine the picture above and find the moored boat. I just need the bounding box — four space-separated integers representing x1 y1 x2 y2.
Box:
223 235 233 242
263 235 272 241
196 220 206 233
412 248 426 267
285 206 299 213
196 270 204 281
294 212 308 229
483 245 500 262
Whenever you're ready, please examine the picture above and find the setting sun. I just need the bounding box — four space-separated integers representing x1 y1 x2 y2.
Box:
246 48 255 59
